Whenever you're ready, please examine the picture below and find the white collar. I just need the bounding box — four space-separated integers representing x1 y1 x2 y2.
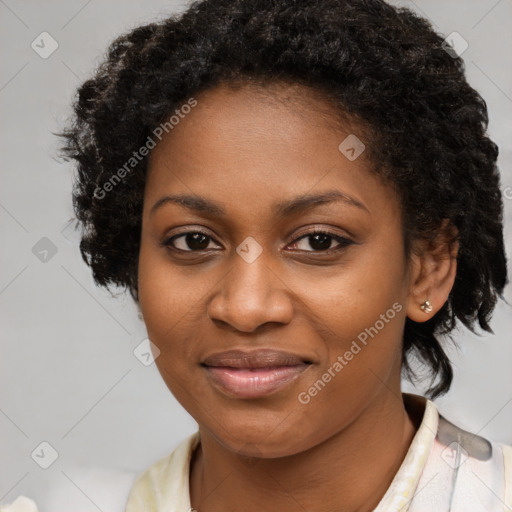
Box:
125 394 437 511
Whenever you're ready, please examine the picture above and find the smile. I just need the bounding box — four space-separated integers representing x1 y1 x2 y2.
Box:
201 348 313 399
202 364 311 398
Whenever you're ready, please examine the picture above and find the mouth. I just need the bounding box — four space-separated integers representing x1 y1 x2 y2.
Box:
201 349 313 399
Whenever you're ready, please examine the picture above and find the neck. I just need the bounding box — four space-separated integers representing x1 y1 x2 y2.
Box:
190 390 422 512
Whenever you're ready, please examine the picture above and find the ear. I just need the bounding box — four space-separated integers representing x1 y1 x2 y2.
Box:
406 219 459 322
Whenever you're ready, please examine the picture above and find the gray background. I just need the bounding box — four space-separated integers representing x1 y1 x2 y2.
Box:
1 0 511 508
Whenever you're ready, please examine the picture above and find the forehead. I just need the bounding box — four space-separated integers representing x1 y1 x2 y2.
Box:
148 80 356 165
144 82 399 225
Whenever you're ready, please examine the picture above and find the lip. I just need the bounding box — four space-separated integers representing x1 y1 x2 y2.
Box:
201 348 312 399
202 348 311 368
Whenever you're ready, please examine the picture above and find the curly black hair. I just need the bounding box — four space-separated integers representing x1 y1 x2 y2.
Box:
57 0 508 398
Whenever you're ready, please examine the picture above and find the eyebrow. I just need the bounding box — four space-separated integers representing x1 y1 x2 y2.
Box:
149 190 369 218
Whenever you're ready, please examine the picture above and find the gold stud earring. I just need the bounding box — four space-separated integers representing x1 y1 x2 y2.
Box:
420 299 433 313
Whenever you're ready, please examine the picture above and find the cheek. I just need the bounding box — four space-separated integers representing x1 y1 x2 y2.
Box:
138 240 203 333
138 250 204 408
303 236 407 342
295 239 408 404
137 243 200 380
293 298 406 449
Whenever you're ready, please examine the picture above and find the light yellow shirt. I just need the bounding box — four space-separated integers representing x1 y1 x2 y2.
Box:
3 395 511 511
125 395 512 511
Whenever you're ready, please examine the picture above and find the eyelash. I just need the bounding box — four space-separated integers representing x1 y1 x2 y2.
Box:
160 229 354 255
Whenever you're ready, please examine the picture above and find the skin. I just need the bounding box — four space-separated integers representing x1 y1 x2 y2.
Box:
137 82 458 512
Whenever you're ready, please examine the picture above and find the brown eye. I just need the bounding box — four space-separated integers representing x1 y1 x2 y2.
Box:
163 232 219 252
289 231 353 252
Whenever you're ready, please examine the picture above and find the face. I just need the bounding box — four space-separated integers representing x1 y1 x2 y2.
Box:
138 82 416 458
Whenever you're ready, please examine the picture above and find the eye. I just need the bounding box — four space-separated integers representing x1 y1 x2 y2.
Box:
288 230 353 252
162 231 221 252
161 229 354 254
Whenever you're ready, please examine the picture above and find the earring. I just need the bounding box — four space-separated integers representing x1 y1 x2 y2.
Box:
420 299 433 313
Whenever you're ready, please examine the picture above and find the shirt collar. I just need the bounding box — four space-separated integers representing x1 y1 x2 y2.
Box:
373 393 438 511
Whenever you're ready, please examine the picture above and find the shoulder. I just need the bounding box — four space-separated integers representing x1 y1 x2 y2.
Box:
1 432 200 512
415 406 512 512
440 415 512 510
125 431 200 512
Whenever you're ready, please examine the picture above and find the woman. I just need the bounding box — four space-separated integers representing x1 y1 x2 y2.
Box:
4 0 510 510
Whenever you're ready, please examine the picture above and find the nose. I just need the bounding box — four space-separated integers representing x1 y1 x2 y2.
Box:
206 251 294 333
